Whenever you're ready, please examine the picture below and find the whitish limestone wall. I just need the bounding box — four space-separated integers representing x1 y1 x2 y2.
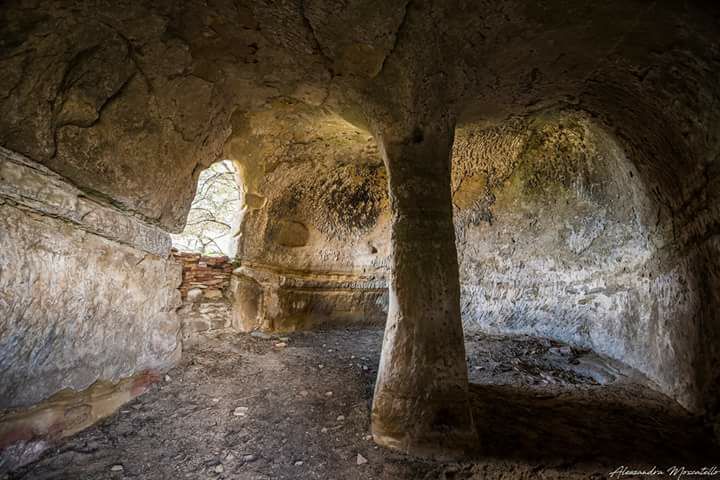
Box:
451 114 713 414
0 147 182 409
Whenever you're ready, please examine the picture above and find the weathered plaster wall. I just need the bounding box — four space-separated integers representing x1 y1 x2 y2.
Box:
0 147 181 413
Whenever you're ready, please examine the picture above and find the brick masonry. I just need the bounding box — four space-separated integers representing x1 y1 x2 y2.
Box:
172 250 234 301
172 250 235 340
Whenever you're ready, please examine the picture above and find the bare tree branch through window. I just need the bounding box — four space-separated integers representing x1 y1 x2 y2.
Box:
171 160 242 256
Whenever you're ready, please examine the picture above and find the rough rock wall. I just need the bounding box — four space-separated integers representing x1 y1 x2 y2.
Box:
232 148 391 330
232 262 387 332
224 101 391 274
447 110 717 418
700 236 720 437
232 108 719 419
0 147 182 409
0 0 332 232
227 104 391 331
241 160 389 272
684 154 720 428
0 1 241 230
450 111 713 413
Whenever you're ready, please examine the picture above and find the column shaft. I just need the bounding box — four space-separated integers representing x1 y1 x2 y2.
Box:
371 121 477 459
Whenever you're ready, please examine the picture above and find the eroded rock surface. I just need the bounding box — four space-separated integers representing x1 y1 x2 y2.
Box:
229 108 719 422
1 0 719 464
0 149 182 468
452 112 708 413
0 150 182 409
231 262 387 332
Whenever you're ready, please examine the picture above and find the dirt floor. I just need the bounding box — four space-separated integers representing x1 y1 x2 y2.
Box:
7 327 719 480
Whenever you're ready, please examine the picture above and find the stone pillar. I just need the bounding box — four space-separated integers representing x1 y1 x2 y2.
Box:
371 119 477 459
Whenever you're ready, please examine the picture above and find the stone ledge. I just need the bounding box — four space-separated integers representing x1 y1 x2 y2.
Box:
236 260 387 289
0 147 171 256
231 261 389 332
0 371 161 473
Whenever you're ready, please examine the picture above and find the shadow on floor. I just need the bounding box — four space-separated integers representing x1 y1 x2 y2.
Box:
6 329 718 479
468 383 718 466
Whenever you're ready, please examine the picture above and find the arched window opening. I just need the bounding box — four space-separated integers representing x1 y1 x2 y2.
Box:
171 160 243 256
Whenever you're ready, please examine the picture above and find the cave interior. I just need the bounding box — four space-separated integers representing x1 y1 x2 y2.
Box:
0 1 719 478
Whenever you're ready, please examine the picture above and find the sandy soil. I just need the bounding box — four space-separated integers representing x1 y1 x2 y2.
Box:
7 327 718 480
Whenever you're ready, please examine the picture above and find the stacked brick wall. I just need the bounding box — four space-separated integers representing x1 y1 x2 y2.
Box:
172 250 234 301
171 250 235 340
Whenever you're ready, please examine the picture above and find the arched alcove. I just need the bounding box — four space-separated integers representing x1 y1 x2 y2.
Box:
451 110 702 408
223 104 391 331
